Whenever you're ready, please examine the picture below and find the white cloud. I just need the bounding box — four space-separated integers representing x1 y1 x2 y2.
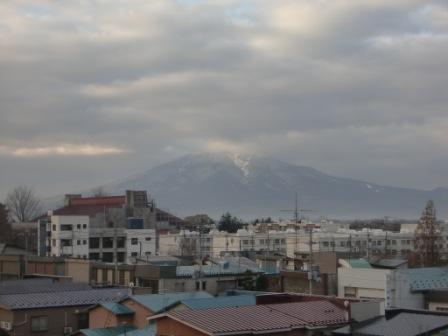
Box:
0 144 126 157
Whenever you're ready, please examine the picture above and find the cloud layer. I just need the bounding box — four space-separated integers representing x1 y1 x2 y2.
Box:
1 0 448 200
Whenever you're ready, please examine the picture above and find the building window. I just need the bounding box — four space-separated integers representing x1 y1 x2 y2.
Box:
83 240 87 245
281 239 286 244
117 252 125 262
117 237 125 248
77 240 81 245
89 253 100 260
195 281 200 291
90 238 100 249
61 239 72 247
52 239 56 247
61 224 73 231
145 251 151 256
145 237 152 241
102 237 113 248
392 240 397 245
102 252 113 263
131 238 138 245
83 224 87 229
77 224 81 230
31 316 48 332
131 252 138 257
436 307 448 312
243 240 249 245
202 281 207 290
259 239 265 245
344 287 357 298
52 225 56 231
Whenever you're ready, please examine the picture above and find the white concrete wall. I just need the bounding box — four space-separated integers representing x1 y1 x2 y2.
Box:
126 229 156 263
50 215 89 257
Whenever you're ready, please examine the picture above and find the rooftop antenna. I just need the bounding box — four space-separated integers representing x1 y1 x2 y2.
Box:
279 192 315 263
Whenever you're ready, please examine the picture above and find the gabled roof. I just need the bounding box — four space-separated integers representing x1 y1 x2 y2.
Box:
334 312 448 336
0 279 91 295
265 301 347 327
180 295 256 310
0 288 130 310
53 204 124 216
157 305 305 335
100 302 134 315
78 326 136 336
149 300 348 335
128 291 213 313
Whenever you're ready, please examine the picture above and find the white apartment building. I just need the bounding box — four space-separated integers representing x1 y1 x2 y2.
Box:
159 226 422 262
42 191 157 263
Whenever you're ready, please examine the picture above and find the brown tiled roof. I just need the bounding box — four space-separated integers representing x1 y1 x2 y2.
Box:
70 196 125 206
265 301 347 327
152 300 347 335
52 196 126 217
52 204 124 216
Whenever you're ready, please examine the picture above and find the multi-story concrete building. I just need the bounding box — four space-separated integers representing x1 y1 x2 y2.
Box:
40 191 157 263
159 226 420 263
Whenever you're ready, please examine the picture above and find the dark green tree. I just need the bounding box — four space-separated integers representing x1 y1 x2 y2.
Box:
218 212 243 233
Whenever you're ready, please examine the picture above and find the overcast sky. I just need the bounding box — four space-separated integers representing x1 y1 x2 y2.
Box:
1 0 448 200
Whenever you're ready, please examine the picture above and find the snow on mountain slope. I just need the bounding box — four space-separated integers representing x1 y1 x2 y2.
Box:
100 153 448 219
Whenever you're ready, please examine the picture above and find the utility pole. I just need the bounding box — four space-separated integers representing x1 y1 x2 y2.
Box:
367 230 370 260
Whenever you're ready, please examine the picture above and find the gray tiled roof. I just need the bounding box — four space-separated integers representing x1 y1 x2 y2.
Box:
337 312 448 336
0 279 91 295
0 288 130 310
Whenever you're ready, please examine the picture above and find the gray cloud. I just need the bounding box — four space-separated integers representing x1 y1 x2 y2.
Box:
1 0 448 201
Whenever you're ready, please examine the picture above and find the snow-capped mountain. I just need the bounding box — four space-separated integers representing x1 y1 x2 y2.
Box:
102 153 448 219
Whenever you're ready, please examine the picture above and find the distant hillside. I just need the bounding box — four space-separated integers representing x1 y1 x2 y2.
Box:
97 153 448 220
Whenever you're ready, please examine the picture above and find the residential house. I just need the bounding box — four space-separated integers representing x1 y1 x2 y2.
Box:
149 300 349 336
0 279 130 335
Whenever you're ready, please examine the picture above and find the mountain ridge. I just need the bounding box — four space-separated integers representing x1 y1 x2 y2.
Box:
98 152 448 220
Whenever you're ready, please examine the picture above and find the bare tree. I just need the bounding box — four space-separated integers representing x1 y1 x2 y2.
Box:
414 200 443 267
5 186 42 222
90 186 108 197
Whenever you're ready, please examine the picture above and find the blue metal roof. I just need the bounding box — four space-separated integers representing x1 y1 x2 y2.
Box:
79 326 137 336
397 268 448 291
117 326 155 336
130 291 213 313
100 302 134 315
181 295 256 310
